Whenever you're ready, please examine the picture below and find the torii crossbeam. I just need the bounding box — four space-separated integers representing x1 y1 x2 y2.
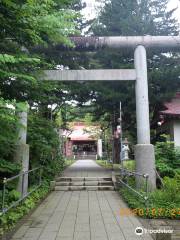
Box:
44 69 136 81
43 36 180 190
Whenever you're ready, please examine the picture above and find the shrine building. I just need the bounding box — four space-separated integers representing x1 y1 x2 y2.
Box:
158 92 180 147
62 122 103 159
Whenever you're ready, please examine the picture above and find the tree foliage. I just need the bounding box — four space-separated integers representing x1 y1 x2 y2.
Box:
28 112 64 180
155 140 180 177
0 0 80 177
86 0 180 142
0 0 79 103
0 0 78 47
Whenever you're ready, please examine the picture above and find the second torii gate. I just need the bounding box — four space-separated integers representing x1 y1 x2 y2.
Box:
43 36 180 190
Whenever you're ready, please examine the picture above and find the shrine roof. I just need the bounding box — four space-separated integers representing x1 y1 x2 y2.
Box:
62 122 100 141
160 92 180 117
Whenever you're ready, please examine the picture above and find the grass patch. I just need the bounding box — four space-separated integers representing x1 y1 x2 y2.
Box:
123 160 135 171
96 159 135 171
96 160 120 169
64 159 76 167
96 160 113 169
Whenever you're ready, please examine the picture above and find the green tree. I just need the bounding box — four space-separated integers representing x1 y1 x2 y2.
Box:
0 0 81 177
0 0 78 104
89 0 179 136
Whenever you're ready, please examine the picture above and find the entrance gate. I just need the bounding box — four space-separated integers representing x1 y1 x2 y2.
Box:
43 36 180 190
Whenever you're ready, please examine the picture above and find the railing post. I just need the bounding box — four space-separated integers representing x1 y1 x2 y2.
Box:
144 174 149 206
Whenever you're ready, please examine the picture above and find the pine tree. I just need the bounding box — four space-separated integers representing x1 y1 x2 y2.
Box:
92 0 178 36
86 0 180 162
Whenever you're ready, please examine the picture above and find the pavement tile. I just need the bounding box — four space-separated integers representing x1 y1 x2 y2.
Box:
11 226 29 238
55 238 73 240
43 224 60 232
91 238 108 240
74 231 90 240
108 236 126 240
75 224 90 232
39 231 57 240
57 228 74 237
24 228 42 238
107 232 125 240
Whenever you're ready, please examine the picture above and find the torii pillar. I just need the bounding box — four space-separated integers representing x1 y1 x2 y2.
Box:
14 102 29 197
134 45 156 190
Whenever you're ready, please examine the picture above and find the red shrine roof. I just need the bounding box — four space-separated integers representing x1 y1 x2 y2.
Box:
160 92 180 117
63 122 100 141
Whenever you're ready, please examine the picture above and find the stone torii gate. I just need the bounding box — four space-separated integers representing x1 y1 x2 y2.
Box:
43 36 180 190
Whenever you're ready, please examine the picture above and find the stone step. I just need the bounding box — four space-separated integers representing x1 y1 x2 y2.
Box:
55 181 113 186
54 185 115 191
71 181 84 186
86 177 112 181
54 176 114 191
56 182 70 186
75 155 97 160
98 181 113 186
56 177 112 182
56 177 71 182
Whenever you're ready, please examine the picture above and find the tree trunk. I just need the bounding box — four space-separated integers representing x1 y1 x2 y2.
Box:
113 137 120 164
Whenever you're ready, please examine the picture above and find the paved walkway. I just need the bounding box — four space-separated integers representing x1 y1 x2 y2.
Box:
11 160 153 240
62 160 112 177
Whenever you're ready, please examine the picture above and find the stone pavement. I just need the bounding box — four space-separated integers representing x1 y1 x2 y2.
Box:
62 160 112 177
10 160 153 240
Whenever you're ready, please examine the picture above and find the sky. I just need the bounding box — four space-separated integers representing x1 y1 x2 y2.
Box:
82 0 180 23
168 0 180 21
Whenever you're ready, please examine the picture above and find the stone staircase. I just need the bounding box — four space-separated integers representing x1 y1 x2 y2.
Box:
55 177 114 191
74 154 97 160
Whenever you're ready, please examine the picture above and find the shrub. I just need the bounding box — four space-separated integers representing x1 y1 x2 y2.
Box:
155 141 180 177
27 112 64 180
0 159 20 180
0 111 66 236
0 99 20 178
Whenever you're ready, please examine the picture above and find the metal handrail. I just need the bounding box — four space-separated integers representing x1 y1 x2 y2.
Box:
0 167 42 215
118 168 149 204
120 167 148 177
4 167 40 183
154 168 164 187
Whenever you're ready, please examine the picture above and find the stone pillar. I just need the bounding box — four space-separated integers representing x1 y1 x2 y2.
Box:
14 103 29 197
97 139 103 158
134 45 156 190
